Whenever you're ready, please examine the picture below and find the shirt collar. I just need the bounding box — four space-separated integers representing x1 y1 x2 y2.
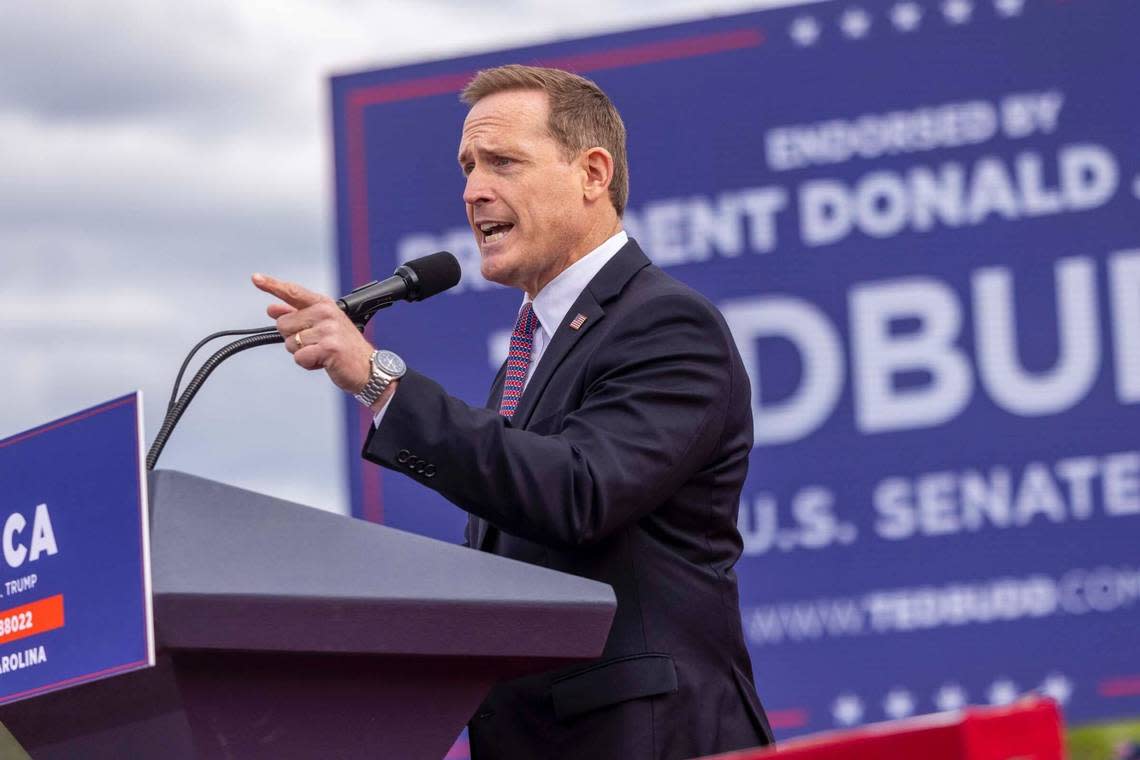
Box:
523 230 628 338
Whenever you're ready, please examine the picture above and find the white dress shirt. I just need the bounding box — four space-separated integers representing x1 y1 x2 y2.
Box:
373 229 628 426
516 229 628 389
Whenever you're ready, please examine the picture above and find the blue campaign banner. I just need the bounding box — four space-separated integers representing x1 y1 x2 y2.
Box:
0 393 154 704
331 0 1140 737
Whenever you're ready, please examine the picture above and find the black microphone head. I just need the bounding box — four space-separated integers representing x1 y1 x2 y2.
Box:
399 251 461 301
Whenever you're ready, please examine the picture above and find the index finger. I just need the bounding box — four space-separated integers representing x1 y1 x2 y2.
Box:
252 273 327 309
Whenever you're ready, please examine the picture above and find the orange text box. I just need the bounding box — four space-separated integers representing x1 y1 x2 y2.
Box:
0 595 64 646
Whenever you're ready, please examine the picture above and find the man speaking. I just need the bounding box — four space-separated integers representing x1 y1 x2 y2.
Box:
253 65 773 759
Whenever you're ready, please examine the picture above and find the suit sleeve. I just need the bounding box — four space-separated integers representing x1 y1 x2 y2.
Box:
363 293 738 549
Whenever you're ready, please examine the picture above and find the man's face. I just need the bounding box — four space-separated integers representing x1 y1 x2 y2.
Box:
458 90 587 296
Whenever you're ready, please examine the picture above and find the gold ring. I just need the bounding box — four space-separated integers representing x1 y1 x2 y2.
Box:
294 331 305 349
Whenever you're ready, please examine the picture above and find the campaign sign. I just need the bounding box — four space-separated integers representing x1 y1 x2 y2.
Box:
0 393 154 704
331 0 1140 737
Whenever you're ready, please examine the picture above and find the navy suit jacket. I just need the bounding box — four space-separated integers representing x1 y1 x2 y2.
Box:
364 240 773 759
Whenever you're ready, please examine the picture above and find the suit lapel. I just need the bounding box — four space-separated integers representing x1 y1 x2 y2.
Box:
486 359 508 411
477 239 652 551
508 294 603 429
510 240 652 429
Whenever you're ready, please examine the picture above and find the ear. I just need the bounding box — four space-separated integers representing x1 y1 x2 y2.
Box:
579 147 614 204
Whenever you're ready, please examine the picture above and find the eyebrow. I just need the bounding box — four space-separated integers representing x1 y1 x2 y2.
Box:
457 142 515 167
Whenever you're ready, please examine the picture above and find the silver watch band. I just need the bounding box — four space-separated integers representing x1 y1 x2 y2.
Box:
354 351 392 407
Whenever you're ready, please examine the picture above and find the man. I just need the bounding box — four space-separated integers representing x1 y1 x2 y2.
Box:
253 65 772 759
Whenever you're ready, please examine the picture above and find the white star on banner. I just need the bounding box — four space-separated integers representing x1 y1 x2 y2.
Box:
832 693 864 726
988 678 1019 706
934 683 968 712
943 0 973 24
789 15 821 46
1039 673 1073 705
840 7 872 39
891 2 923 32
883 688 916 720
995 0 1025 17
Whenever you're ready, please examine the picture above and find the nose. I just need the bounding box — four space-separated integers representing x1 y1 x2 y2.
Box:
463 167 494 206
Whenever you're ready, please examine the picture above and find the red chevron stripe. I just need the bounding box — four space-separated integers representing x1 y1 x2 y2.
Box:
500 303 539 418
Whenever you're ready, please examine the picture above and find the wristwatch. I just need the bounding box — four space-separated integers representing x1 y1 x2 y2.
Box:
354 349 407 407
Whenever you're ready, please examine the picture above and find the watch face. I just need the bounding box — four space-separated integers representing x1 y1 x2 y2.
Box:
375 350 406 377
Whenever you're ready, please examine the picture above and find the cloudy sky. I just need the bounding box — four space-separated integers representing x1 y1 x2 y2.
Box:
3 0 811 514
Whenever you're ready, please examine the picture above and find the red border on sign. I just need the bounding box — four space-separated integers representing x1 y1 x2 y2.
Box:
767 708 809 729
0 396 134 450
1100 675 1140 698
0 658 150 706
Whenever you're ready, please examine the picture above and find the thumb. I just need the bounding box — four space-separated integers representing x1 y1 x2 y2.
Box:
267 302 296 319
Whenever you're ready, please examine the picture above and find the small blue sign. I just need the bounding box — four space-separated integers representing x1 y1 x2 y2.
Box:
0 393 154 705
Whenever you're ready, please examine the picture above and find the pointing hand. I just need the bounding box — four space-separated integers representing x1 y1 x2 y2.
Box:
252 273 375 394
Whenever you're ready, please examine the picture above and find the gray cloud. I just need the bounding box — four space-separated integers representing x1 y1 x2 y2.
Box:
5 0 807 516
1 3 271 124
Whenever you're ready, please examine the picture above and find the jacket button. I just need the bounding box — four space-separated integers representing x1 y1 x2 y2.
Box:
396 449 410 463
424 464 436 478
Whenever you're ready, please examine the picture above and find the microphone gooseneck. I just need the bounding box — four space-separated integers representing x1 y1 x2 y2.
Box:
146 251 462 471
146 330 284 470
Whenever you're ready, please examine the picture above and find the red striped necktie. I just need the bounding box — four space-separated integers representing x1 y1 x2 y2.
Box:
499 302 540 418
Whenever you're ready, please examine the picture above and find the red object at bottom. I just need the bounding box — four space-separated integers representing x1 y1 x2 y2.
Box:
701 698 1064 760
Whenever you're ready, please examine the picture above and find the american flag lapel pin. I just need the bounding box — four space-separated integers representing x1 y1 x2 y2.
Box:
569 313 588 331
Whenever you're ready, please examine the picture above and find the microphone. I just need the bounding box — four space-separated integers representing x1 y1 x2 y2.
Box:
147 251 460 470
337 251 461 325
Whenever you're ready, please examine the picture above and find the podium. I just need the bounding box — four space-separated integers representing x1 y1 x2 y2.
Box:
0 470 617 759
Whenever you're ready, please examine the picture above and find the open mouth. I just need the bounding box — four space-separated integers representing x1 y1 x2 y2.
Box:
478 221 514 245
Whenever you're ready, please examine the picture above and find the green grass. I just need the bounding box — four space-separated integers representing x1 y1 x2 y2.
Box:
1068 719 1140 760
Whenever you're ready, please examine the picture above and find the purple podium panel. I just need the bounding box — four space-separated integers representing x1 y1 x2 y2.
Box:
0 470 615 758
